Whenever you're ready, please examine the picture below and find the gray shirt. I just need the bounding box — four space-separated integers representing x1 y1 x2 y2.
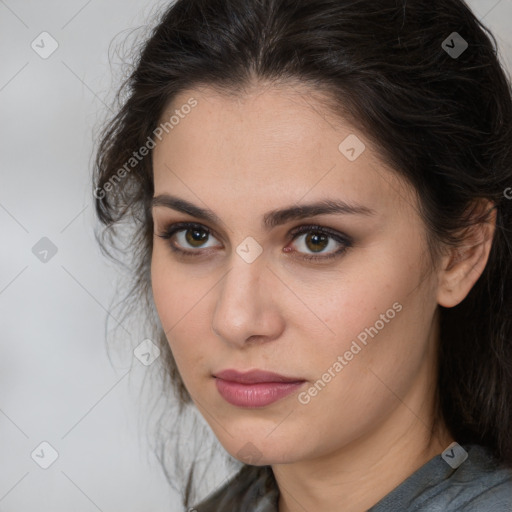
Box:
192 444 512 511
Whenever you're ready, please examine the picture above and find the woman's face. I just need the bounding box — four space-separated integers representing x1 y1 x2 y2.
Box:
151 83 443 466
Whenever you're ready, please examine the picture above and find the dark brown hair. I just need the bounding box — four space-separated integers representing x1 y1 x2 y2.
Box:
93 0 512 507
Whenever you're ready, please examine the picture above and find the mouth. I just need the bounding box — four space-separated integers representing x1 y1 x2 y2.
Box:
213 369 306 408
213 368 304 383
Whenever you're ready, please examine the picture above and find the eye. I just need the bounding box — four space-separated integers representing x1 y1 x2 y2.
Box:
155 222 352 262
286 225 352 262
156 222 221 255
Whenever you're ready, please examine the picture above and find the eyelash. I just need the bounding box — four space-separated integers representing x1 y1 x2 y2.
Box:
155 222 352 262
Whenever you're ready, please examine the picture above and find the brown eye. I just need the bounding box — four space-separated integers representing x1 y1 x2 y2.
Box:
303 232 329 253
156 222 352 262
185 227 210 248
287 225 353 262
156 222 222 255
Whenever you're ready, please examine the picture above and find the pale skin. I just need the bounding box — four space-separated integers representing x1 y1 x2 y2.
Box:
150 82 496 512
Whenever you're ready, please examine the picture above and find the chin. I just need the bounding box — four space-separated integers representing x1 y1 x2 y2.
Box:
218 428 306 466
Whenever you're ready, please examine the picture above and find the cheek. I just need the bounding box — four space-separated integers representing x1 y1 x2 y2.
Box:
306 264 399 345
300 241 430 376
150 248 208 367
289 280 432 452
151 249 179 329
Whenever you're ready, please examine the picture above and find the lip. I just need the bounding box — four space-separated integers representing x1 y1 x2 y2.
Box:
213 369 306 408
214 369 304 384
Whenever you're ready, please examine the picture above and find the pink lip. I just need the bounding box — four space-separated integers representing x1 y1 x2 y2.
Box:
213 369 306 408
214 369 304 383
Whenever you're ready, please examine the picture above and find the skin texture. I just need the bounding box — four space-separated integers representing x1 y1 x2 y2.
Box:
150 83 495 512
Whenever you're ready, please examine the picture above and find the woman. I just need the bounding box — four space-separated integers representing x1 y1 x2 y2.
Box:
93 0 512 510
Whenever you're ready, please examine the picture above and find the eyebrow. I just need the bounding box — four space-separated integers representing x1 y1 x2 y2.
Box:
151 194 376 229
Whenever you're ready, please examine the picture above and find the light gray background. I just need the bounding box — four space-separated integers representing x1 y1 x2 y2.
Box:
1 1 511 511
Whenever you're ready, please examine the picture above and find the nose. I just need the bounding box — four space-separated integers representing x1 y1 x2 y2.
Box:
211 253 285 348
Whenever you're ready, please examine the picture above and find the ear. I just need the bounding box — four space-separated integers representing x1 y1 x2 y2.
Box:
437 199 497 308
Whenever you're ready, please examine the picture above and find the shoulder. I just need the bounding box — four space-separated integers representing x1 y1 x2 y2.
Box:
413 444 512 511
191 464 278 512
369 443 512 512
443 444 512 511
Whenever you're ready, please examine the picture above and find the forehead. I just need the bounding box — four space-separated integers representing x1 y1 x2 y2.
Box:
152 83 416 219
160 83 335 159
